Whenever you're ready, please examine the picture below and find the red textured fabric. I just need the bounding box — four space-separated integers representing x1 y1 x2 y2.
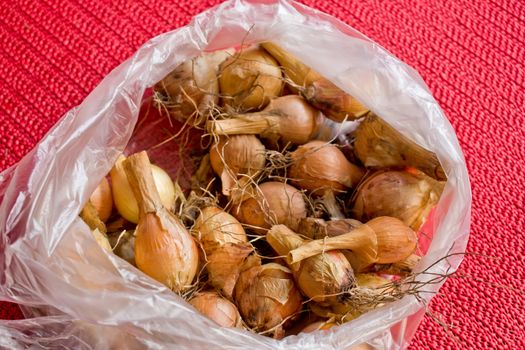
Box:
1 0 524 348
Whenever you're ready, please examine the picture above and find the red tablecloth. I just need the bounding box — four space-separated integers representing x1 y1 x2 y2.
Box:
1 0 524 348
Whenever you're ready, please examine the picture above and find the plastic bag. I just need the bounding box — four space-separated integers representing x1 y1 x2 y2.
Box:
0 0 471 348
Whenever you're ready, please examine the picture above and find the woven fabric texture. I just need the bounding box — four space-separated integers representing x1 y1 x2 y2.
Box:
1 0 524 349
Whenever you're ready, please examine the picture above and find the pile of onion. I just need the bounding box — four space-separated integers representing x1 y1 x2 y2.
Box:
76 41 448 341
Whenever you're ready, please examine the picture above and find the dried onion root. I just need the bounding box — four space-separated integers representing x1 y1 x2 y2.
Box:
154 49 232 124
219 47 283 110
189 291 242 328
209 135 266 196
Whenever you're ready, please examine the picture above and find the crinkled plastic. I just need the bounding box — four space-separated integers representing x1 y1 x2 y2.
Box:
0 0 471 349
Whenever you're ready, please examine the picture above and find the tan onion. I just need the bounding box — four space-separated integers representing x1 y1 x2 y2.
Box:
219 47 283 110
353 113 446 180
89 177 112 222
123 151 198 292
209 135 266 196
352 170 445 230
261 42 368 122
110 154 176 224
289 217 417 272
234 181 307 233
189 291 242 328
267 225 355 306
234 263 303 338
155 50 232 123
289 141 365 193
207 95 324 146
193 207 254 298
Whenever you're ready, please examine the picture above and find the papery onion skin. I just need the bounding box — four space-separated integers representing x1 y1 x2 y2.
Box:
111 155 176 224
189 291 242 328
365 217 417 264
209 135 266 196
234 181 307 232
234 263 303 339
352 170 444 231
219 48 283 110
89 177 113 223
289 141 365 193
155 50 232 122
193 207 253 298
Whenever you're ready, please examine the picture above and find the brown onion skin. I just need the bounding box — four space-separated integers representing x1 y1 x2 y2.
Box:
189 292 242 328
352 170 444 230
289 141 365 193
234 181 307 232
209 135 266 196
234 263 303 338
219 48 283 110
90 177 112 222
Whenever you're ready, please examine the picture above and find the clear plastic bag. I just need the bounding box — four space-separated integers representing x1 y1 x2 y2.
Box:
0 0 471 348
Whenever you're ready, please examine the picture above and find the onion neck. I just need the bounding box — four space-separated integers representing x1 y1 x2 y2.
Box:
267 225 304 257
288 224 377 264
207 113 280 136
123 151 162 215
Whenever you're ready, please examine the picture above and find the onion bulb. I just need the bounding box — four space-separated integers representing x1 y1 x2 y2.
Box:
267 225 355 305
193 207 254 298
261 42 368 122
110 154 176 224
352 170 445 230
123 151 198 292
353 113 446 180
289 141 365 193
289 217 417 272
89 177 112 222
234 263 302 338
219 47 283 110
209 135 266 196
234 182 307 232
189 291 242 328
155 49 232 123
207 95 324 146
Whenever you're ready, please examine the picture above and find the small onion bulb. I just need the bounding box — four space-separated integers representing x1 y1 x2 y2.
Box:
234 263 303 339
110 154 176 224
89 177 113 222
234 181 307 233
189 291 242 328
289 141 365 193
219 47 283 110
